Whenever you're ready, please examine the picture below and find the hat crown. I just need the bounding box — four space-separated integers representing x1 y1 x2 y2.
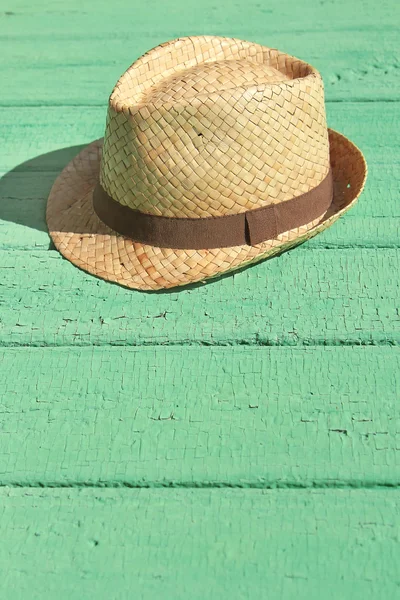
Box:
142 59 290 105
100 36 330 219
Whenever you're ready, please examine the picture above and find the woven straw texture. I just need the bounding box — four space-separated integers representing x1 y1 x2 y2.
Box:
46 35 367 290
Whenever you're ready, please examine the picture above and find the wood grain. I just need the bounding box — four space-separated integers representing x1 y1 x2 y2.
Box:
0 488 399 600
0 346 398 486
1 249 398 346
2 0 399 104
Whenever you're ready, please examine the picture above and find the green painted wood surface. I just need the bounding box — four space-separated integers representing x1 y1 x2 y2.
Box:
1 0 399 596
0 346 398 486
0 103 399 251
0 489 399 600
0 104 399 347
1 249 399 346
3 102 394 174
1 0 399 104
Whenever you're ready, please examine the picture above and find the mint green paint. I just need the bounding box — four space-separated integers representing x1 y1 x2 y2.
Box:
0 488 399 600
0 346 398 486
1 249 399 346
0 103 399 250
1 0 399 595
1 102 396 174
1 0 398 104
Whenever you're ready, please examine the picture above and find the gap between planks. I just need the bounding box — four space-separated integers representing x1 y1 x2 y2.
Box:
2 481 400 490
0 338 398 348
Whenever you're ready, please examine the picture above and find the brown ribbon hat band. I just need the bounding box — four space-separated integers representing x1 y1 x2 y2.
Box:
93 168 333 250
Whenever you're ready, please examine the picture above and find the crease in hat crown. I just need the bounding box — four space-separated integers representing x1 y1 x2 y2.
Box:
99 35 331 220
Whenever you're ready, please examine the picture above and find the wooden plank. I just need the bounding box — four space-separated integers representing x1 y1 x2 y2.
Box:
1 248 398 346
0 100 396 186
4 0 397 29
0 488 399 599
1 182 398 250
2 0 399 104
0 346 398 485
2 35 398 105
2 100 397 173
4 0 397 22
0 104 398 250
1 167 399 250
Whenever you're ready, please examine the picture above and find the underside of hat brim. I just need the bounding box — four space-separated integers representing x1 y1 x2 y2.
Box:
46 129 367 291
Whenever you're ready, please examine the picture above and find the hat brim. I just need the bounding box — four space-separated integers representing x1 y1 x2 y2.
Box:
46 129 367 291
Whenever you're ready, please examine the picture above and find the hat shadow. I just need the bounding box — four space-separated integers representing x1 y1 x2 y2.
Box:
0 145 86 248
0 144 303 294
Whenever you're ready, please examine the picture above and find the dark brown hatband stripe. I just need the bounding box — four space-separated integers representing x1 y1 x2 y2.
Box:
93 169 333 249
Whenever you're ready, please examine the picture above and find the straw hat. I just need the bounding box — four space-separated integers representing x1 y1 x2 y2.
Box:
47 35 367 291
